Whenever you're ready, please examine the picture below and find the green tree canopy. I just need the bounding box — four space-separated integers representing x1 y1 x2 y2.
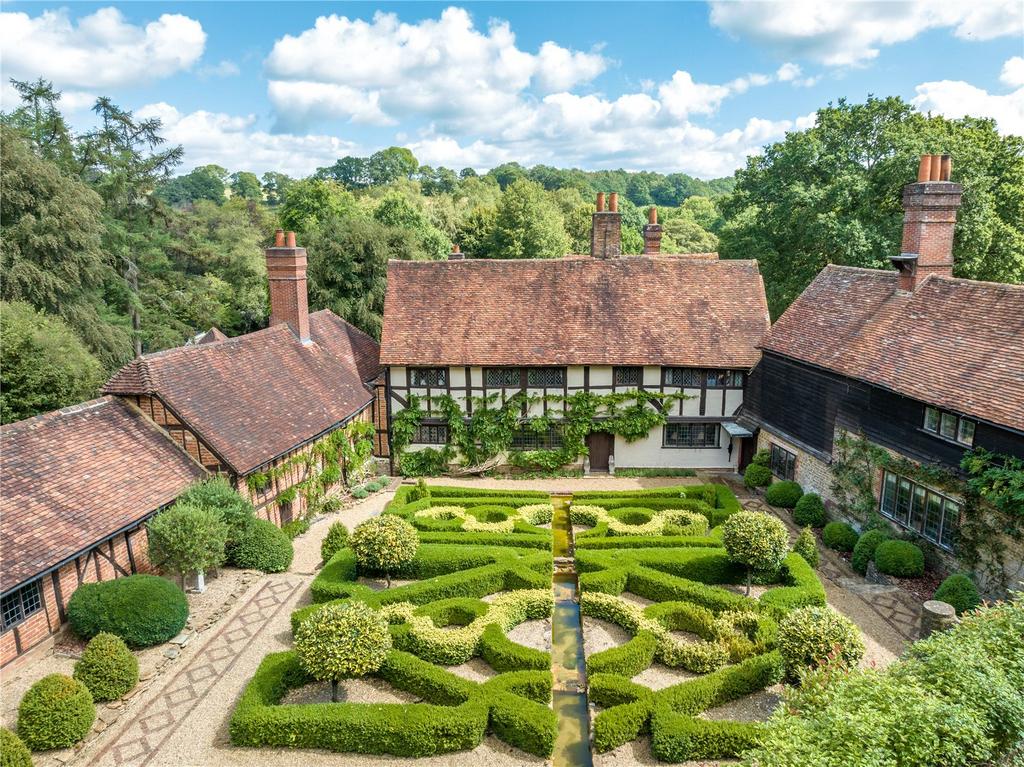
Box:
229 171 263 201
720 96 1024 317
0 301 104 424
488 178 569 259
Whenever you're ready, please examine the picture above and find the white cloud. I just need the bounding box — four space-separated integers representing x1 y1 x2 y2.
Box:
137 103 359 177
912 77 1024 135
0 7 206 89
709 0 1024 67
264 7 607 129
1001 56 1024 89
198 60 241 79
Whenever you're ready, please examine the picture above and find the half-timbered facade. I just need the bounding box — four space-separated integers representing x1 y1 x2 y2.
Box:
380 200 770 472
0 398 205 667
742 155 1024 585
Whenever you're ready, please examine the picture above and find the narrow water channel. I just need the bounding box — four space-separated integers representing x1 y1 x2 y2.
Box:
550 495 593 767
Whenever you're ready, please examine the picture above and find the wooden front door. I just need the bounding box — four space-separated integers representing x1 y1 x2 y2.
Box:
738 435 757 471
587 432 614 472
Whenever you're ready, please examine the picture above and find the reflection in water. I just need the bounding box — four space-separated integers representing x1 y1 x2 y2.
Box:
550 496 593 767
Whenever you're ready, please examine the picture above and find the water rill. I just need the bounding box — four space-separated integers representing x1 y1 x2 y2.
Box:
550 494 593 767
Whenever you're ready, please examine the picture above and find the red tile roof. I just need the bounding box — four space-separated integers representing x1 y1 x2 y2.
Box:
0 398 205 592
380 256 770 368
763 266 1024 432
104 311 381 474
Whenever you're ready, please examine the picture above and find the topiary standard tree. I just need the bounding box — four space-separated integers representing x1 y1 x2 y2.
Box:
176 477 256 561
777 605 865 681
73 633 138 701
350 515 419 588
722 511 790 595
146 501 228 592
294 602 392 702
16 674 95 751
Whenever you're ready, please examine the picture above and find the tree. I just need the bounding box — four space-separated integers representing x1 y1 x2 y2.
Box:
373 193 450 259
0 302 104 424
229 171 263 201
279 178 357 234
294 602 392 702
365 147 418 186
157 165 227 206
453 205 497 259
349 515 419 587
4 78 74 165
720 96 1024 317
721 510 790 595
679 196 721 231
176 476 256 552
489 178 569 259
146 501 229 591
261 171 293 205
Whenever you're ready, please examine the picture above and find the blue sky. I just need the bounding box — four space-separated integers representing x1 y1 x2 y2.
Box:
2 1 1022 178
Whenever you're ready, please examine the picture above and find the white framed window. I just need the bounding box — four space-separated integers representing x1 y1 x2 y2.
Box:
923 406 975 446
879 470 960 550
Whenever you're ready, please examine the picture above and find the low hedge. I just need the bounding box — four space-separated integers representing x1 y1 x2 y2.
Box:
230 649 555 757
232 519 294 573
851 529 891 575
821 521 858 552
0 728 33 767
933 574 981 614
17 675 95 751
67 575 187 647
874 539 925 578
792 494 825 527
764 481 803 509
73 633 138 701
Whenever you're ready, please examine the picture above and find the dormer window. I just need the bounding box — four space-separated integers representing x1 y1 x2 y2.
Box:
923 406 975 446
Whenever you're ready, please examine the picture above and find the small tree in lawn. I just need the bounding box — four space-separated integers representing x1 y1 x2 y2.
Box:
295 602 391 702
349 515 418 588
722 510 790 595
146 501 228 592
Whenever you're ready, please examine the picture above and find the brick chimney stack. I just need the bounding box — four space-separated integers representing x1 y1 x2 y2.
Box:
266 228 311 343
892 154 962 292
591 192 622 258
449 244 465 260
643 207 662 255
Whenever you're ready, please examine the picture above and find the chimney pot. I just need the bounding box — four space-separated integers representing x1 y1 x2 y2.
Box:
596 192 605 212
929 155 942 183
648 207 658 225
609 192 619 212
452 244 460 254
274 228 285 247
940 155 952 181
286 231 297 248
917 155 931 182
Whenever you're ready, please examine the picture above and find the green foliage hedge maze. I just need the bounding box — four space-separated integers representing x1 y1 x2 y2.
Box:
566 486 827 762
232 484 559 758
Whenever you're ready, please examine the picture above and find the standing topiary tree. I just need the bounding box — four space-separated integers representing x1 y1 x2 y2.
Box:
777 605 865 681
73 633 138 701
792 526 819 568
0 727 33 767
320 521 349 563
176 477 256 561
349 515 419 587
294 602 392 702
146 501 228 592
722 511 790 595
16 674 95 751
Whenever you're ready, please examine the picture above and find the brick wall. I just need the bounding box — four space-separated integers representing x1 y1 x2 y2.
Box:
756 428 835 502
1 524 153 669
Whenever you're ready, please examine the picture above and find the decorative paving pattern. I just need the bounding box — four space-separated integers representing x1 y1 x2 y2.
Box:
88 578 304 767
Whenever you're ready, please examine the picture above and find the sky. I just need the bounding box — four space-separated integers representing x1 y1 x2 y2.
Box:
1 1 1022 179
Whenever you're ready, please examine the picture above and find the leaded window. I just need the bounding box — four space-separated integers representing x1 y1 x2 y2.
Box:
413 423 449 445
1 581 42 632
510 426 564 450
879 470 960 550
663 422 719 448
485 368 521 387
409 367 447 387
527 367 565 387
613 366 642 386
663 368 703 387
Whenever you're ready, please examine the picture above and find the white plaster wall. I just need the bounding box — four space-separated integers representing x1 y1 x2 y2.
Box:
615 427 736 469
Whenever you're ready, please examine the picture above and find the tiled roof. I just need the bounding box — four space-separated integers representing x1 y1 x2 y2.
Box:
380 256 770 368
104 311 381 474
0 398 205 592
763 265 1024 432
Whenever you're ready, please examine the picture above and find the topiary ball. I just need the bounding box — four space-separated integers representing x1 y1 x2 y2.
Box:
874 539 925 578
765 480 804 509
792 526 819 568
822 521 858 552
777 606 865 681
722 511 790 576
73 633 138 702
743 463 773 489
350 515 419 580
17 675 95 751
793 493 827 527
295 602 392 683
66 575 188 647
933 574 981 614
232 519 294 573
0 727 33 767
320 521 350 563
851 529 891 575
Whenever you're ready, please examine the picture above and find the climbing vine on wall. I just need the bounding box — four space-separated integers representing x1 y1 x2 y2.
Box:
831 430 1024 595
391 389 692 476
